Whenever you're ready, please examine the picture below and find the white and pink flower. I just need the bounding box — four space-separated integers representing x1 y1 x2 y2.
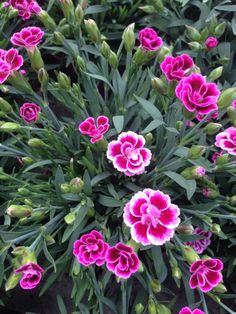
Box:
123 189 180 246
215 127 236 155
106 131 151 176
79 116 109 143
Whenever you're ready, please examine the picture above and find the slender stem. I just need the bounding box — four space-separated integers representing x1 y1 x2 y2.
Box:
121 280 127 314
199 290 209 314
218 301 236 314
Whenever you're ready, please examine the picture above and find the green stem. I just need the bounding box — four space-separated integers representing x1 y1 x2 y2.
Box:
121 280 127 314
199 290 209 314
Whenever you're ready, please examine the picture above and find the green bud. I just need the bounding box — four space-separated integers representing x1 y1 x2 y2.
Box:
76 55 86 71
28 138 46 148
149 0 164 11
214 22 226 37
208 66 223 81
151 77 166 95
108 51 118 69
0 122 20 133
227 106 236 126
100 41 111 59
80 0 88 10
139 5 155 14
150 279 161 293
134 47 157 65
204 188 220 199
185 25 201 41
57 72 71 90
218 87 236 109
0 85 10 93
24 199 32 206
181 166 206 180
17 188 30 196
5 272 21 291
205 123 222 135
60 24 71 37
145 132 153 144
31 211 45 221
148 298 157 314
61 183 71 193
70 177 84 193
214 283 227 293
53 32 64 45
38 10 56 31
45 234 56 245
188 145 206 159
211 223 221 235
64 212 76 224
176 223 194 235
157 46 171 63
183 246 200 264
156 304 171 314
200 27 209 41
176 121 183 131
188 41 202 51
122 23 135 53
38 68 49 88
59 18 67 27
75 4 84 25
216 153 229 165
135 303 145 314
11 246 29 257
6 205 32 218
209 16 218 33
28 47 44 71
172 267 182 280
0 97 12 113
60 0 74 21
218 56 230 65
22 157 34 164
84 19 101 44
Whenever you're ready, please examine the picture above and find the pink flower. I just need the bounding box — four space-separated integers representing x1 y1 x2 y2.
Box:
20 69 27 76
73 230 109 266
123 189 180 246
107 131 151 176
138 28 163 51
205 37 218 50
0 48 23 84
11 27 44 52
189 258 223 292
20 102 41 124
176 73 220 119
232 100 236 109
179 307 204 314
15 262 44 290
215 127 236 155
79 116 109 143
194 166 206 177
6 0 41 20
185 228 212 254
106 243 139 279
211 151 224 163
161 54 194 81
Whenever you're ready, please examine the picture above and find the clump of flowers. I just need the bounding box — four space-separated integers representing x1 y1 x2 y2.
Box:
161 54 194 81
107 131 151 176
0 48 23 84
79 116 110 143
138 27 163 51
15 262 44 290
215 127 236 155
179 307 204 314
123 189 180 245
4 0 42 20
11 27 44 52
185 227 212 254
20 103 41 124
189 258 223 292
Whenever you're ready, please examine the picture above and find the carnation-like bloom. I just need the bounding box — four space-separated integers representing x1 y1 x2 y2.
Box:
15 262 44 289
20 103 41 124
215 127 236 155
185 227 212 254
73 230 109 266
189 258 223 292
5 0 41 20
0 48 23 84
176 73 220 119
107 131 151 176
79 116 109 143
205 37 218 50
123 189 180 245
138 27 163 51
106 243 139 279
11 27 44 52
161 54 194 81
179 307 204 314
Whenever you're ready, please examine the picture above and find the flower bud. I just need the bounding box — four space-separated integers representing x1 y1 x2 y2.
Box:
200 27 209 41
75 4 84 25
208 66 223 81
182 246 200 264
214 22 226 37
176 223 194 235
31 211 45 221
57 72 71 90
188 145 206 159
203 188 219 199
150 279 161 293
149 0 164 11
24 199 33 206
11 246 29 257
148 298 157 314
22 157 34 164
69 177 84 193
38 68 49 88
0 97 12 112
6 205 32 218
134 47 157 65
227 106 236 126
60 0 74 21
60 24 71 37
0 85 10 93
181 166 205 180
61 183 71 193
135 303 145 314
17 188 30 196
157 46 171 63
188 42 202 51
0 122 20 133
209 16 218 33
38 10 56 31
84 19 101 44
122 23 135 53
80 0 88 10
185 25 201 41
215 153 229 165
172 267 182 280
218 87 236 109
204 122 222 135
151 77 166 95
108 51 118 69
28 47 44 71
28 138 46 148
214 283 227 293
156 304 171 314
176 121 183 131
145 132 153 144
53 32 64 45
139 5 155 14
76 55 86 71
100 41 111 59
211 223 221 235
64 212 76 225
228 195 236 206
45 234 56 245
5 272 21 291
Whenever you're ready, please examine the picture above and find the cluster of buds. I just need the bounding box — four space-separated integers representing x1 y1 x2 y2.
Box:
100 41 118 69
181 166 206 180
61 177 84 194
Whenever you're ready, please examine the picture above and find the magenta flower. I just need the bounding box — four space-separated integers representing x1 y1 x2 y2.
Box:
185 228 212 254
107 131 151 176
211 151 224 163
123 189 180 246
20 103 41 124
5 0 41 20
194 167 206 178
205 37 218 50
176 73 220 119
215 127 236 155
189 258 223 292
179 307 204 314
232 100 236 109
11 27 44 52
79 116 109 144
15 262 44 289
161 54 194 81
106 243 139 279
138 27 163 51
0 48 23 84
73 230 109 266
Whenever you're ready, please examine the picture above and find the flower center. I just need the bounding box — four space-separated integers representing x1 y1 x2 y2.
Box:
88 244 98 252
124 147 139 160
141 204 161 227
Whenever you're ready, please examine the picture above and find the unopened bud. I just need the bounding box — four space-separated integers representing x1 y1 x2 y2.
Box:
139 5 155 14
227 106 236 126
205 123 222 135
45 234 56 245
38 10 56 31
70 177 84 193
145 132 153 144
100 41 111 59
188 145 206 159
151 77 166 95
60 183 71 193
203 188 219 199
208 66 223 81
149 0 164 11
228 195 236 206
135 303 145 314
6 205 32 218
172 267 182 280
53 32 64 45
31 211 45 221
211 223 221 235
5 272 21 291
214 283 227 293
214 22 226 37
218 88 236 109
28 47 44 71
181 166 206 180
108 51 118 69
185 25 201 41
60 24 71 37
28 138 46 148
188 42 202 51
75 4 84 25
177 223 194 235
57 72 71 90
84 19 101 44
0 85 10 93
38 68 49 88
176 121 183 131
183 246 200 264
209 16 218 33
0 122 20 132
17 188 30 196
148 298 157 314
122 23 135 53
76 55 86 71
22 157 34 164
24 199 32 206
64 212 76 224
150 279 161 293
0 97 12 112
215 153 229 165
156 304 171 314
157 46 171 63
